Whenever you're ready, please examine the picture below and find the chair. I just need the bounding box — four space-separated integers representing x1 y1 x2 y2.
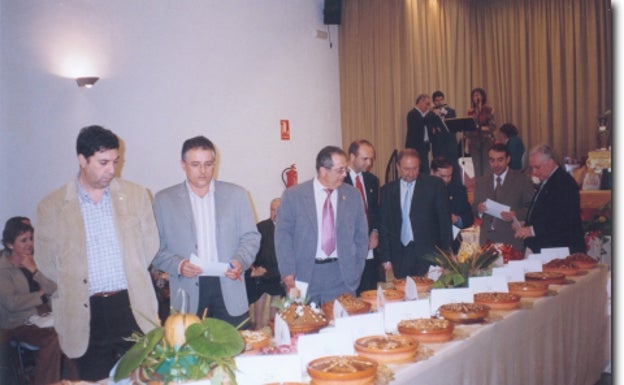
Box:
384 149 398 184
9 340 39 385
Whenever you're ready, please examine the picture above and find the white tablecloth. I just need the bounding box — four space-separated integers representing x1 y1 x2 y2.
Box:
391 265 610 385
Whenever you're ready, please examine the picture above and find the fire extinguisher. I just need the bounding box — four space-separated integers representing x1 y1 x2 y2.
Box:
282 164 298 188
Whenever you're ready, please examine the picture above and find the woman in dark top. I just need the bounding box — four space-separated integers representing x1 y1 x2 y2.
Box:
499 123 526 171
466 87 496 178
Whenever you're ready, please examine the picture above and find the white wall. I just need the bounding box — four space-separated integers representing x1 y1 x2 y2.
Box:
0 0 342 223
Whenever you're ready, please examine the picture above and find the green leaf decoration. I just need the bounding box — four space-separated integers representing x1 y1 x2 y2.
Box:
186 318 245 358
114 327 164 381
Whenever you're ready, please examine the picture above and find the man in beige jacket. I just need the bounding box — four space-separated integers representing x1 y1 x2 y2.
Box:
35 125 160 382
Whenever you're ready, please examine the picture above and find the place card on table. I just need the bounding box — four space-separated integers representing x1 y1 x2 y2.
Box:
298 330 354 372
429 288 474 316
538 247 570 263
333 300 348 319
404 276 418 300
384 299 431 333
295 280 309 302
492 265 526 282
507 259 542 273
274 314 291 345
469 275 509 292
235 354 302 385
334 312 385 342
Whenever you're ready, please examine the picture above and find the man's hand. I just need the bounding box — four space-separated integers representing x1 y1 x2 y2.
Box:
180 260 203 278
477 202 487 215
283 274 295 290
500 210 516 222
225 260 243 281
515 226 533 240
250 266 267 277
451 214 460 225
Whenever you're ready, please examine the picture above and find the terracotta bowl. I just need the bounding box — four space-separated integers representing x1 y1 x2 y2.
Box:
525 271 566 285
321 294 372 321
278 304 328 334
397 318 454 343
307 355 378 385
565 253 598 270
473 292 521 310
354 335 418 363
507 281 549 298
438 303 490 324
392 276 434 293
240 330 271 351
359 289 404 310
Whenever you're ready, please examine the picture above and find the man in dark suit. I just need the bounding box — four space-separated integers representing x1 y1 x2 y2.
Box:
344 139 381 294
406 94 437 174
429 91 461 183
379 149 452 278
515 144 585 253
275 146 369 304
430 157 473 230
473 143 534 251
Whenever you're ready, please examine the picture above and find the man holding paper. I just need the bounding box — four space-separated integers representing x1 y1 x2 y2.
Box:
152 136 260 326
472 143 534 250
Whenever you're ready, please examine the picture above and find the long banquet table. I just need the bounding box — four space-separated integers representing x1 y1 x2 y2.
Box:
391 265 610 385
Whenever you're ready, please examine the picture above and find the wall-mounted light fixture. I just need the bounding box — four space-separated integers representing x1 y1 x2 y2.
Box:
76 76 99 88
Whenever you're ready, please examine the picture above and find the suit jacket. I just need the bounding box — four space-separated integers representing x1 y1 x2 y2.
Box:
472 169 534 250
344 171 380 233
152 181 260 317
429 107 459 162
35 179 160 358
274 179 369 292
446 181 473 229
379 174 452 274
406 108 437 172
524 167 585 253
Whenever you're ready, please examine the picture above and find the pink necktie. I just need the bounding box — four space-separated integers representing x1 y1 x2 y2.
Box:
355 175 368 215
322 189 336 256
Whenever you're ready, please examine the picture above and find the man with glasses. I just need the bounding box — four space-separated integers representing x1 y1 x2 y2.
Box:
514 144 585 253
275 146 369 305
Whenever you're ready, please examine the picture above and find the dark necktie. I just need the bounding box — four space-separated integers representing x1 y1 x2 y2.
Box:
321 189 336 256
491 176 502 230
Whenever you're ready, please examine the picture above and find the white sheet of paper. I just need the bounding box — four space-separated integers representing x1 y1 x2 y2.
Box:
427 265 444 281
273 314 291 346
334 312 385 342
404 276 418 300
459 157 474 179
484 199 511 220
298 331 354 372
452 225 461 240
429 288 474 316
189 253 230 277
508 259 543 273
235 354 302 385
295 280 309 303
384 300 431 333
492 266 526 282
540 247 571 263
333 300 348 319
469 276 509 293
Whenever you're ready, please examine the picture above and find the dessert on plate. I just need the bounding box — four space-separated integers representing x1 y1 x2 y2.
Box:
473 292 521 310
354 335 419 363
397 317 455 343
438 302 490 323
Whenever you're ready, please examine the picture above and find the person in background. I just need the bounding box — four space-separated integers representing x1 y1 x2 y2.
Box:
498 123 526 171
275 146 369 305
379 149 452 278
344 140 381 294
429 91 461 183
35 125 160 382
245 198 285 330
152 136 260 327
514 144 585 253
406 94 437 174
430 157 473 230
0 218 71 385
466 87 496 178
473 143 534 251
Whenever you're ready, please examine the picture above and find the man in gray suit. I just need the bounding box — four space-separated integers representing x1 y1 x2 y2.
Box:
152 136 260 326
275 146 369 305
472 143 534 251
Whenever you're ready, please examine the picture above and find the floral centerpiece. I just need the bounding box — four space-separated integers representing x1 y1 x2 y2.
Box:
423 243 501 288
583 202 612 261
113 311 245 385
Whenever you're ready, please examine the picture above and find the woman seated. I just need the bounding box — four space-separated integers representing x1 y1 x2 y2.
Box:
0 217 70 385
